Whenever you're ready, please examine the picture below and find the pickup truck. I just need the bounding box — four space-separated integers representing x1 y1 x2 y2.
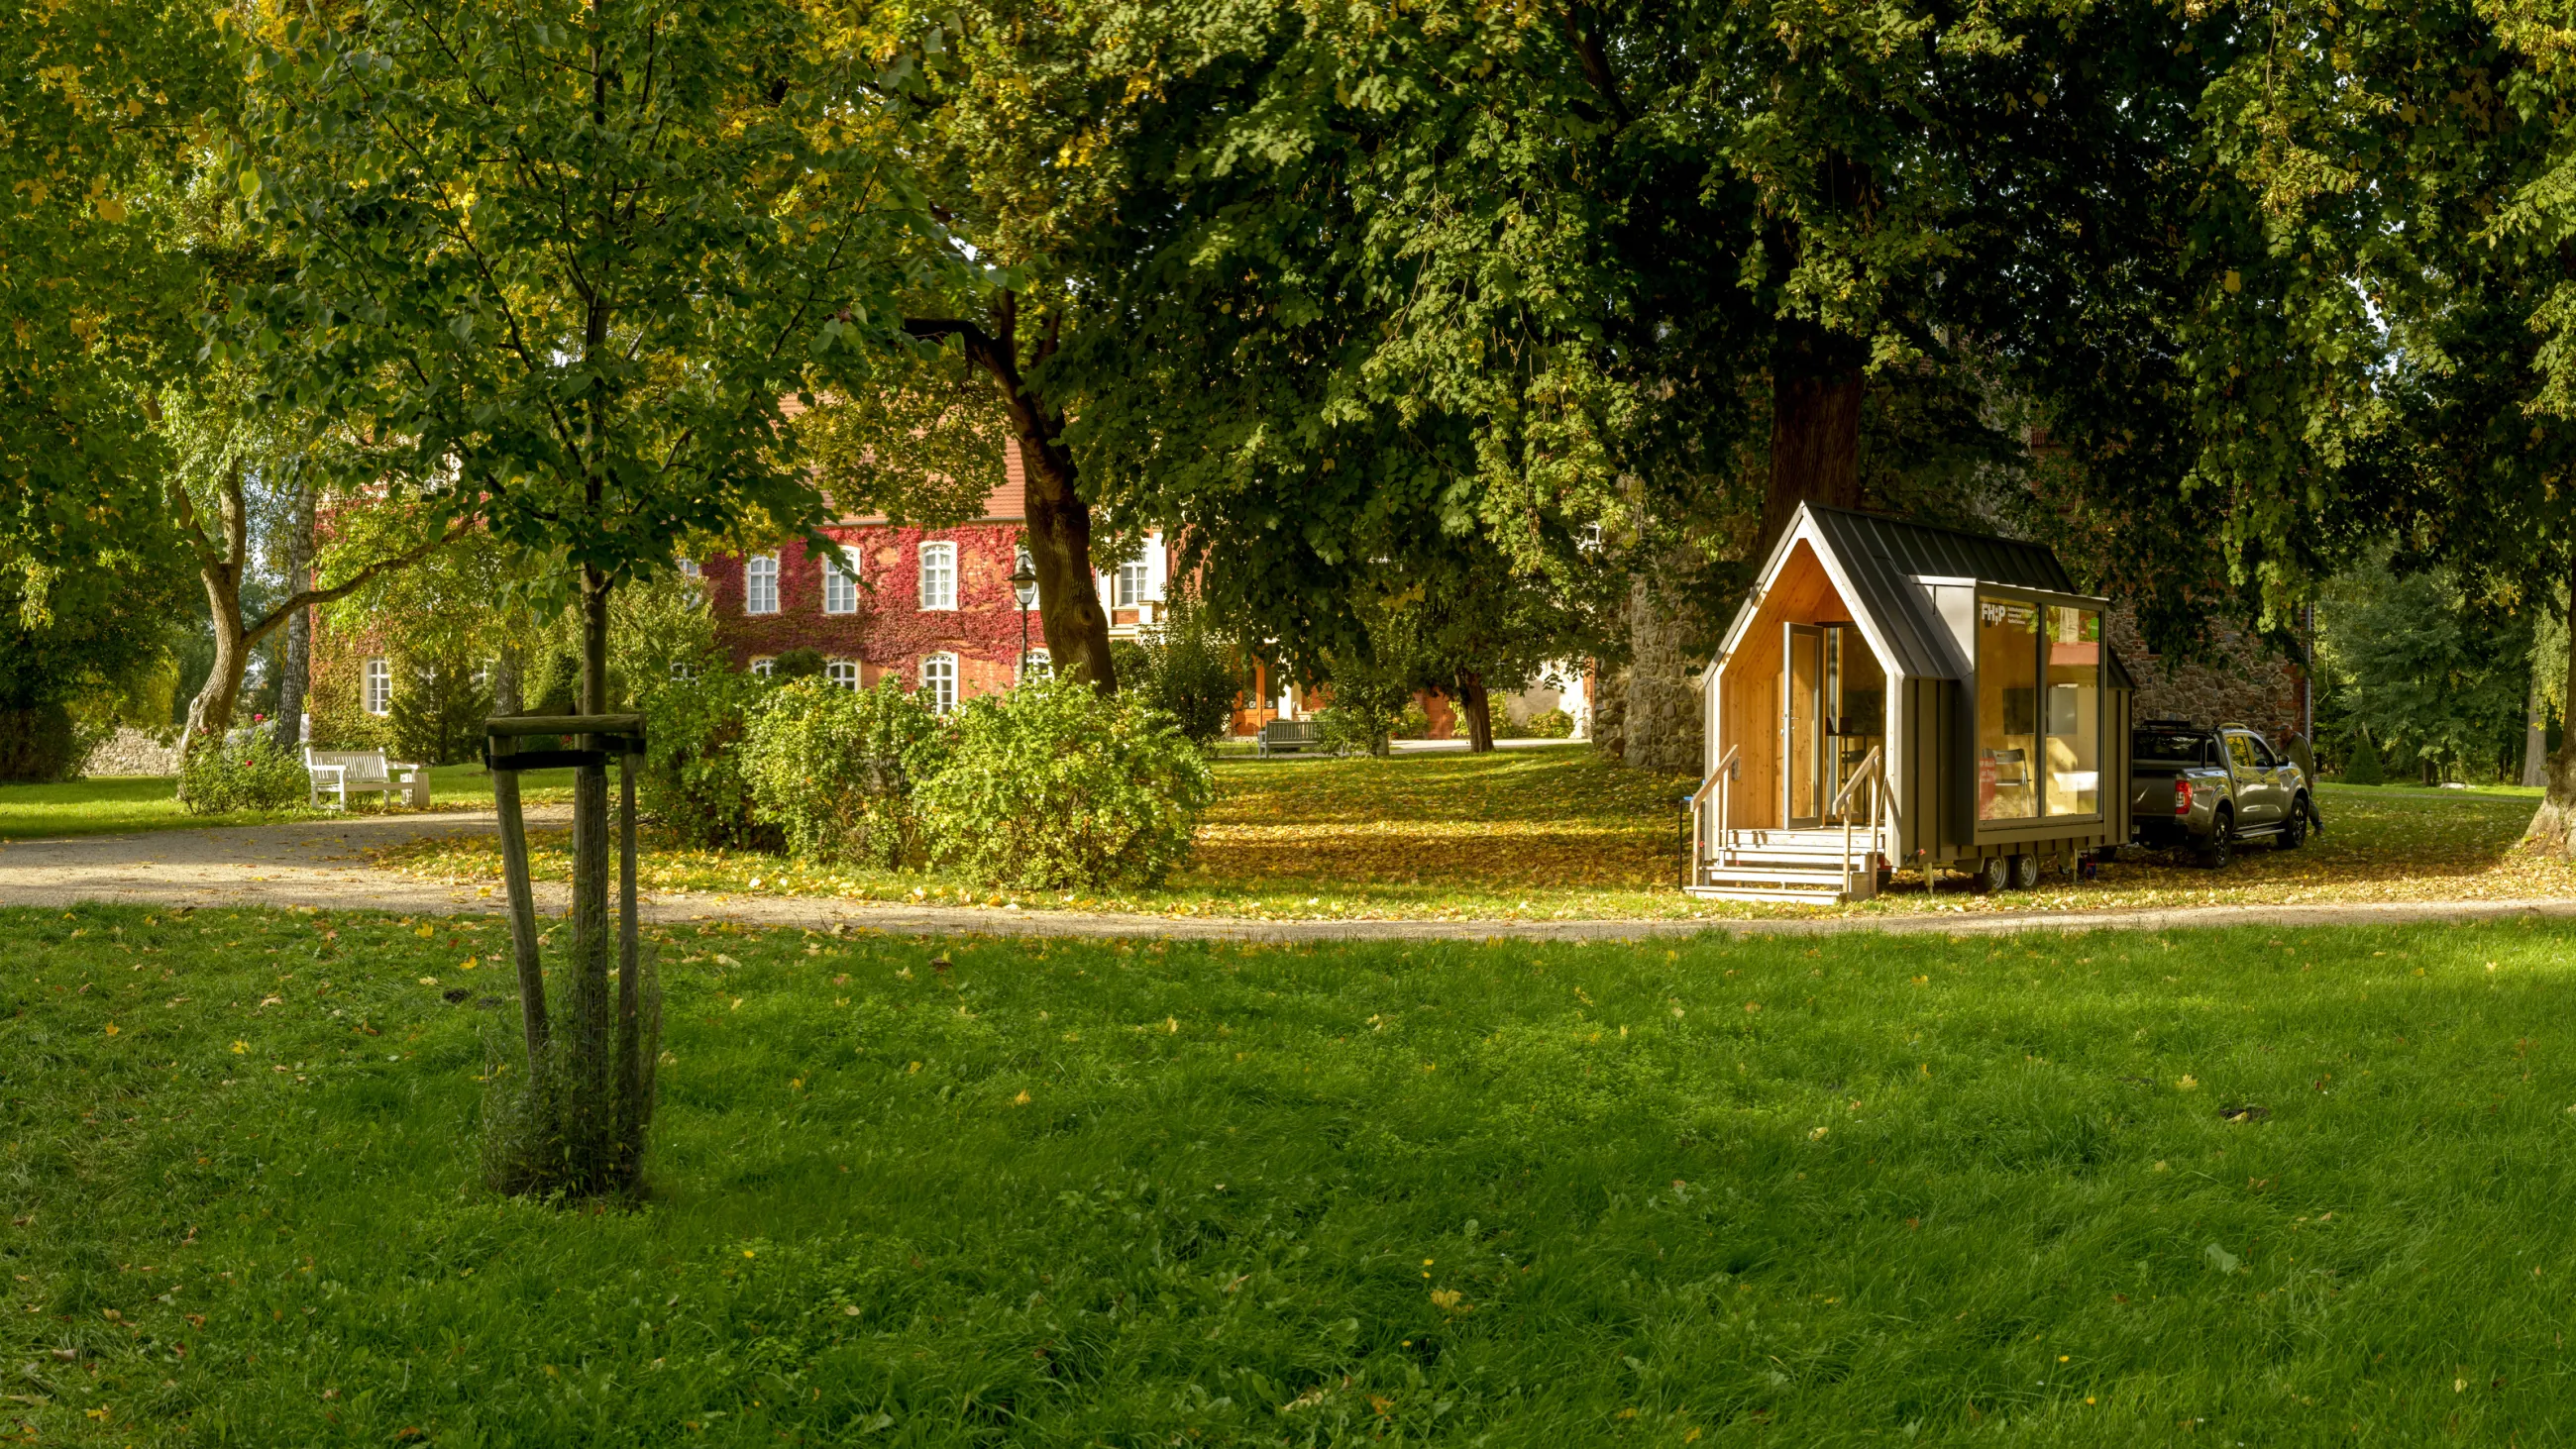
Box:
2129 721 2316 869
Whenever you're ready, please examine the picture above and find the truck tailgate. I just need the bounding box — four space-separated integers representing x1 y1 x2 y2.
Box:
2131 764 2186 816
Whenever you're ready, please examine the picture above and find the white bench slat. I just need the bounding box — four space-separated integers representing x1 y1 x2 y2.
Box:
305 748 430 809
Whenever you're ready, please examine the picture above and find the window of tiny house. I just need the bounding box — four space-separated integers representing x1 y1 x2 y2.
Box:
1974 587 2103 826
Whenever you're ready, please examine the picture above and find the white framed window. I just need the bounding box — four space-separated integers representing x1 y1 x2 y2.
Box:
1020 648 1052 682
670 660 698 681
920 653 958 713
676 557 701 578
1110 532 1166 608
749 656 776 678
918 542 957 610
745 554 780 614
822 547 859 615
825 659 860 690
363 658 391 715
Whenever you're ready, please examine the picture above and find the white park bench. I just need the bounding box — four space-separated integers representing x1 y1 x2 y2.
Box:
304 748 430 810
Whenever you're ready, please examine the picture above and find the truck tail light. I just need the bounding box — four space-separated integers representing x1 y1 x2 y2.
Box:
2174 779 2194 815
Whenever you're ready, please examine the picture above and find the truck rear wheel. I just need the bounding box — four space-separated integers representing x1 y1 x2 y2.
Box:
2198 811 2235 871
2280 799 2308 850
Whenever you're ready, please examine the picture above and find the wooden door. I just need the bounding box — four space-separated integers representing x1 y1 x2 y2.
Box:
1784 623 1824 827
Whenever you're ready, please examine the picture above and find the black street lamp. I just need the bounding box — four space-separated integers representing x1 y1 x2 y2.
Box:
1011 557 1038 681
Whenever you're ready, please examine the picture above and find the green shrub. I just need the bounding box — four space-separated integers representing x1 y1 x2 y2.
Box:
386 658 494 766
740 677 947 867
1316 654 1413 756
1315 704 1389 758
635 665 773 849
1525 707 1575 739
1135 607 1243 746
177 730 309 815
770 647 826 680
0 705 85 782
2343 730 2386 785
1395 700 1432 739
920 679 1214 890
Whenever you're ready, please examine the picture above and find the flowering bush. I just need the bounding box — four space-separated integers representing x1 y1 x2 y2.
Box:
919 679 1213 890
176 730 309 815
739 677 947 867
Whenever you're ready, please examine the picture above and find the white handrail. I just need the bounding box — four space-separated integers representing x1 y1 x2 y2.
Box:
1689 745 1741 885
1832 745 1884 892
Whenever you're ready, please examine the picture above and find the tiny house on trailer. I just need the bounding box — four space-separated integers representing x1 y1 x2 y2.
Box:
1689 504 2135 902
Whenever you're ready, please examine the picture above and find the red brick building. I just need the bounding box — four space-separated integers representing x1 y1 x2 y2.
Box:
701 450 1182 711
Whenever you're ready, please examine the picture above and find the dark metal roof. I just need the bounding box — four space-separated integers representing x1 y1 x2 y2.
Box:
1807 504 2077 593
1720 503 2120 683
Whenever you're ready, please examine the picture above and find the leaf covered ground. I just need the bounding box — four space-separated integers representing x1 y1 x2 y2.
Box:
362 749 2576 922
12 906 2576 1443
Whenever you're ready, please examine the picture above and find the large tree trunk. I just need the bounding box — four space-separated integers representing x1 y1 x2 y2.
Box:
1759 327 1868 551
271 468 316 753
492 645 525 716
2522 666 2550 789
182 576 249 753
1019 437 1118 691
908 295 1117 692
2527 560 2576 852
1455 671 1494 753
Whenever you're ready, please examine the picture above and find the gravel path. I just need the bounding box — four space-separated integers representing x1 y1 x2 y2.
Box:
3 812 2571 941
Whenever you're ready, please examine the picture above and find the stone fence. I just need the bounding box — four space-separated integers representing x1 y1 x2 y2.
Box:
83 727 181 777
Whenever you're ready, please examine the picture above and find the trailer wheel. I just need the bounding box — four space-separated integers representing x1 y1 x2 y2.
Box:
2009 854 2043 890
1974 854 2011 893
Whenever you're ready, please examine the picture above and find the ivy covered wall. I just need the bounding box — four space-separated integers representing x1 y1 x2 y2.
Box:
702 524 1039 700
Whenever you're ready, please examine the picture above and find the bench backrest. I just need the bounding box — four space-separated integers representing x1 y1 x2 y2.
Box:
307 749 392 785
1262 719 1319 743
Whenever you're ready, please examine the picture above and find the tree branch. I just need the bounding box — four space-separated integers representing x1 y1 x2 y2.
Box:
238 523 473 653
1562 7 1629 128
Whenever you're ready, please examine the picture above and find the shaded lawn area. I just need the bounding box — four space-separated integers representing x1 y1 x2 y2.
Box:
12 906 2576 1443
368 751 2576 922
0 766 579 841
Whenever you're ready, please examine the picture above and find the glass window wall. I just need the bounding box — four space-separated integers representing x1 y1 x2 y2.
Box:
1977 594 2103 824
1975 597 2040 820
2045 605 2101 816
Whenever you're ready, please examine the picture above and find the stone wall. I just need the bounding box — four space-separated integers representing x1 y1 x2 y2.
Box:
2106 605 2308 744
82 727 180 777
1615 574 1705 775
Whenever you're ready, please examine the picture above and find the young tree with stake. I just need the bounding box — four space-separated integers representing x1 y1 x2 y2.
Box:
224 0 916 1194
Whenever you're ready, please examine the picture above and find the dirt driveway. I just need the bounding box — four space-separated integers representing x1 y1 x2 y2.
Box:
4 812 2573 941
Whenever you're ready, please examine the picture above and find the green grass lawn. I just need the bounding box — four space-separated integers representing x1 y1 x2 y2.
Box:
0 766 579 841
11 906 2576 1443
